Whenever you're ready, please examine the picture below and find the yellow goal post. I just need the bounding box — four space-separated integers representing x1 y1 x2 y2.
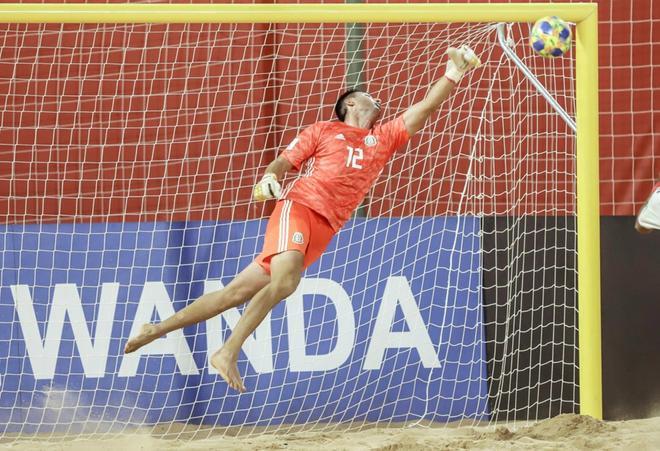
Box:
0 2 601 420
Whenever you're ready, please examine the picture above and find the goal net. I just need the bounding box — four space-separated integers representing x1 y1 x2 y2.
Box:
0 18 578 439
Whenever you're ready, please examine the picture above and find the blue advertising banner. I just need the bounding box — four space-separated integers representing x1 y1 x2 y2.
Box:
0 217 488 433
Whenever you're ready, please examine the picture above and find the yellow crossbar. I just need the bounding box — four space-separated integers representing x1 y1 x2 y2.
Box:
0 3 596 24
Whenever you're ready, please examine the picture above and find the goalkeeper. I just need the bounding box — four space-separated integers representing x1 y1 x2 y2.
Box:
635 180 660 233
124 46 480 392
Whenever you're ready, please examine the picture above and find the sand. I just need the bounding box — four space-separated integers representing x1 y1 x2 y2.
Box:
2 414 660 450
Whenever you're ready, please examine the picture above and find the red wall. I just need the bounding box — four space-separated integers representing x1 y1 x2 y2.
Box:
0 0 657 223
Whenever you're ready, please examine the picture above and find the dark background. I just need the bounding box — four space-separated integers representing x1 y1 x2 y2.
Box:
482 216 578 421
600 216 660 420
482 216 660 421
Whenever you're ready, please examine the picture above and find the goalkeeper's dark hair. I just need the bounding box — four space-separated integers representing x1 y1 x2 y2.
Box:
334 88 364 122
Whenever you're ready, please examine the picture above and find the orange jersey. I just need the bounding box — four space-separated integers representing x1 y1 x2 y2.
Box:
280 116 410 231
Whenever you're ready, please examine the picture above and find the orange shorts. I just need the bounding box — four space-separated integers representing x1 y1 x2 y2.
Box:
255 200 336 274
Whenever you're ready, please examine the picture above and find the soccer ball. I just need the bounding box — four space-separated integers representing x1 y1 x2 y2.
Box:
530 16 572 58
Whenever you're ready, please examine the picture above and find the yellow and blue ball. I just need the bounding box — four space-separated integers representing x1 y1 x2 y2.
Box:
530 16 572 58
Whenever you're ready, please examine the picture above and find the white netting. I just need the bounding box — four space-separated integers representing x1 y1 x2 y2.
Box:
0 20 577 440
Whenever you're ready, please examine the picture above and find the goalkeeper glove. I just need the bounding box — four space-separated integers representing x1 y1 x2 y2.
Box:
444 45 481 84
253 173 281 201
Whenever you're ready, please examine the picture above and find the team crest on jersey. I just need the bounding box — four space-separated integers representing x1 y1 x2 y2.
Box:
292 232 304 244
364 135 377 147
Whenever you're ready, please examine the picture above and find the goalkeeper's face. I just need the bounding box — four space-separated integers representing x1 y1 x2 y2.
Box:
349 92 382 125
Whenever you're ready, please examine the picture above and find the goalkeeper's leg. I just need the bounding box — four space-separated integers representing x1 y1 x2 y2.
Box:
211 250 304 392
124 262 271 353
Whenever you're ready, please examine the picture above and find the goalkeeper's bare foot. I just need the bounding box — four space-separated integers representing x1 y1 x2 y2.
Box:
124 323 161 353
211 348 245 393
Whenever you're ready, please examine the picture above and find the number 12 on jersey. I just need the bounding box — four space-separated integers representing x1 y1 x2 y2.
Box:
346 146 363 169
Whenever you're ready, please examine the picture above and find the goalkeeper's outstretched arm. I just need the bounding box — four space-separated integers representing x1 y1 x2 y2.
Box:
402 45 480 136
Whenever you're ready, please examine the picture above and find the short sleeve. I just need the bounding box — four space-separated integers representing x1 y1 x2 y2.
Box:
375 115 410 154
280 122 323 170
638 187 660 230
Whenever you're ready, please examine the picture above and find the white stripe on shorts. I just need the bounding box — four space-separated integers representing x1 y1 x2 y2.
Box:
279 200 292 252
